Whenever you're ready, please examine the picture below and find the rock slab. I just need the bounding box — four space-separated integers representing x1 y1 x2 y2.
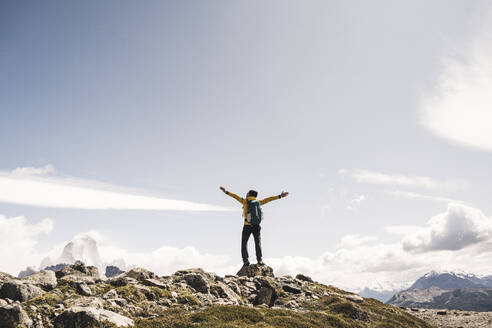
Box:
54 306 134 328
0 280 45 302
23 270 57 291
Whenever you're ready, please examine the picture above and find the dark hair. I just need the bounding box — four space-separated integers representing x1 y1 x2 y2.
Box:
247 190 258 197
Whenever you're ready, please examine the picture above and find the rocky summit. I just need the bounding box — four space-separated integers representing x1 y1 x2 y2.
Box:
0 261 433 328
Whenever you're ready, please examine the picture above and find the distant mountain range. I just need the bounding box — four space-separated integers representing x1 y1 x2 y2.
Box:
17 235 127 279
388 271 492 311
358 280 411 303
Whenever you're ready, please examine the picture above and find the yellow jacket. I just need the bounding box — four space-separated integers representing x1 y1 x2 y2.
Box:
225 191 282 225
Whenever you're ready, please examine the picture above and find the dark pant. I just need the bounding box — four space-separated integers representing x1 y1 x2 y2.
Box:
241 224 262 264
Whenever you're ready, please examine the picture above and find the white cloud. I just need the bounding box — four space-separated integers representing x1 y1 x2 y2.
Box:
5 203 492 293
339 169 439 189
346 194 365 211
421 11 492 151
0 214 54 274
39 231 235 277
387 190 463 204
402 203 492 253
336 234 376 249
11 164 55 176
105 245 233 277
0 166 229 211
270 204 492 290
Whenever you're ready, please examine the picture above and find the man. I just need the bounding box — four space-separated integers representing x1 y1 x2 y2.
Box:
220 186 289 267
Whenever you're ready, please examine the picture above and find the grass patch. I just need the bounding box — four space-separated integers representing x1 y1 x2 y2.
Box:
327 301 368 321
115 284 148 303
27 291 64 307
91 283 113 296
132 304 435 328
177 293 200 306
191 305 264 324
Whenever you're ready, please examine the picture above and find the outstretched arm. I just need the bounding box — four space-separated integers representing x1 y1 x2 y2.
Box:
260 191 289 205
219 186 244 204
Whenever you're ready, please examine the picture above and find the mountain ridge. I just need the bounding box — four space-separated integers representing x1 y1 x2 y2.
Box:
388 270 492 311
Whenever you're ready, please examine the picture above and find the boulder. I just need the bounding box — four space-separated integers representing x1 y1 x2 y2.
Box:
69 296 104 309
237 264 274 278
0 273 14 289
55 262 100 280
59 275 98 285
344 294 364 304
328 292 364 304
210 282 241 304
253 280 277 307
174 268 207 276
142 278 168 289
0 280 45 302
0 304 33 328
282 283 302 294
54 306 134 327
76 283 92 296
253 286 277 307
183 273 210 294
295 274 314 283
23 270 57 291
0 273 14 282
109 276 132 287
103 289 118 300
122 268 156 282
223 280 240 295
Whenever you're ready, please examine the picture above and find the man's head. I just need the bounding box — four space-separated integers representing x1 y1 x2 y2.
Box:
247 190 258 198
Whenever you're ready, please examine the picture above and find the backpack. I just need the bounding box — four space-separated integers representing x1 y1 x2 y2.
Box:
246 200 263 225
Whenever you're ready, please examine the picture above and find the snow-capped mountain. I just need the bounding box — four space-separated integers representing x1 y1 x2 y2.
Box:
357 270 492 303
39 235 104 271
28 235 127 278
408 270 492 290
388 270 492 311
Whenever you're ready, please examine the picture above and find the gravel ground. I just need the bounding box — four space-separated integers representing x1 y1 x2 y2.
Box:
404 308 492 328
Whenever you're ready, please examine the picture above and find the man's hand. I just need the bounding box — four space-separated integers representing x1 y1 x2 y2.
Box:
280 191 289 198
220 186 227 193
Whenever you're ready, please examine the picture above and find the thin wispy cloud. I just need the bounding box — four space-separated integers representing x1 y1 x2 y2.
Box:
339 169 439 189
11 164 56 176
387 190 463 204
421 10 492 151
0 165 229 211
347 194 365 212
339 169 465 191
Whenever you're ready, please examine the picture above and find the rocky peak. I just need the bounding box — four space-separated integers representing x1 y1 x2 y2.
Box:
0 262 432 328
236 264 274 278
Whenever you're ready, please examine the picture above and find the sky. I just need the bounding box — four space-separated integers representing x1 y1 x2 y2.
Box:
2 0 492 291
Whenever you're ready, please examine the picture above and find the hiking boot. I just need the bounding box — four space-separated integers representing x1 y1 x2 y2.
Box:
257 261 265 266
242 261 250 267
